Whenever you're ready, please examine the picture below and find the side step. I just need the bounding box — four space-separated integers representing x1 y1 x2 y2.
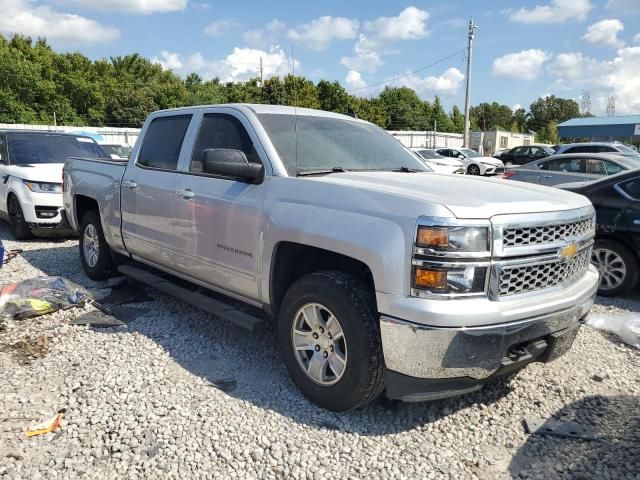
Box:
117 264 263 331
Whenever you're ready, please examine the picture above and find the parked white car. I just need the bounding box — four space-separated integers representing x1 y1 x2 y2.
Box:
0 131 104 238
436 147 504 175
99 142 133 160
410 148 465 174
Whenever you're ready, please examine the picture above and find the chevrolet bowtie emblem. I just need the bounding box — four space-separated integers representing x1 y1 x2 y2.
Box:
560 242 578 259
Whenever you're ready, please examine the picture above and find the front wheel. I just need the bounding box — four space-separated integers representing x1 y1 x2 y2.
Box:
467 164 481 175
8 196 33 240
591 239 639 296
79 211 114 281
278 271 385 411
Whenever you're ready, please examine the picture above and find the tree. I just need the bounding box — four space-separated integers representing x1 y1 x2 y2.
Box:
527 95 580 134
470 102 514 131
378 87 428 130
317 80 351 114
449 105 465 133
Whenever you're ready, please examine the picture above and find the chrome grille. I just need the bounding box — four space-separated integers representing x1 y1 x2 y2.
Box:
503 217 594 248
498 247 592 297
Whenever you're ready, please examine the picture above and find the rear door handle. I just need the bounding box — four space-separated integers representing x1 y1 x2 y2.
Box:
176 189 195 199
122 180 137 189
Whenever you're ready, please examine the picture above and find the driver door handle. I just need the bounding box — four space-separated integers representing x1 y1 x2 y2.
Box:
176 189 195 199
122 180 137 189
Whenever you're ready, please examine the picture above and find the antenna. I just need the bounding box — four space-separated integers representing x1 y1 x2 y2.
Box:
292 43 299 175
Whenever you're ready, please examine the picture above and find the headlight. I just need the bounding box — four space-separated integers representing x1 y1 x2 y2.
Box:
412 223 490 298
413 265 488 295
23 181 63 193
416 226 489 253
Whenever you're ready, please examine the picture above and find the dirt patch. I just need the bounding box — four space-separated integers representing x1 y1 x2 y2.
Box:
0 335 49 365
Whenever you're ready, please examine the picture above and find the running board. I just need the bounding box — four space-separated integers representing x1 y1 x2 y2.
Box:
116 264 263 331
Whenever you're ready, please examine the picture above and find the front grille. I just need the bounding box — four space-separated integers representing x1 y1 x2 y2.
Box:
493 167 505 174
498 247 591 297
503 217 594 248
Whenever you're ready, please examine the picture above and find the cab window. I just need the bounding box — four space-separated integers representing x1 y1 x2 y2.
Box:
138 115 192 170
190 113 261 174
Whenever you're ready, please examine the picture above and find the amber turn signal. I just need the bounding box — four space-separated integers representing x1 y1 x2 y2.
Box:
417 227 449 248
414 268 447 289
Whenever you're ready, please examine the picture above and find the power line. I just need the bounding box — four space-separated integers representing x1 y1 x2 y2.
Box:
347 48 467 93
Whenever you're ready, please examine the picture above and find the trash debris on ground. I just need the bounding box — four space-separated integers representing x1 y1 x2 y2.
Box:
1 248 23 266
211 377 237 392
587 312 640 349
523 417 597 441
98 281 151 305
25 410 65 437
0 276 90 321
71 311 125 328
0 335 50 365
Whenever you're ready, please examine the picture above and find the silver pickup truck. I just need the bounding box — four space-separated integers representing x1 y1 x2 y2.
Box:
63 104 599 411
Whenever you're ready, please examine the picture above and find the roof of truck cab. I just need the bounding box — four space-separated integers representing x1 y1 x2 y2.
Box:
152 104 364 121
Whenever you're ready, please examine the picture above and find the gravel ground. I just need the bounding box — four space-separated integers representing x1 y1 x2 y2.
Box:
0 223 638 480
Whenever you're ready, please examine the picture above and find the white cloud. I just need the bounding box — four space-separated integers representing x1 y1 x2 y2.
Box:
60 0 187 14
0 0 119 44
204 19 238 37
153 46 297 82
509 0 592 24
583 19 625 47
393 67 465 96
364 6 429 40
345 70 366 89
512 103 523 111
288 16 359 51
548 47 640 114
606 0 640 15
633 33 640 44
243 19 286 48
340 34 383 73
492 49 551 80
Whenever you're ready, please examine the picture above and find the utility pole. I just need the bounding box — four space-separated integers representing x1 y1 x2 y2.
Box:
463 19 478 148
259 56 264 102
53 111 57 128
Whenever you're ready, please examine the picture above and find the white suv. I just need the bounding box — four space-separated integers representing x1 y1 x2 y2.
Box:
0 131 104 239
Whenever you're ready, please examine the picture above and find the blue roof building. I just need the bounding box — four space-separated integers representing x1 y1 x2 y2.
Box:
558 115 640 140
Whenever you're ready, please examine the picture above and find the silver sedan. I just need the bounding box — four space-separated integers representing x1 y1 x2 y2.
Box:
502 153 640 186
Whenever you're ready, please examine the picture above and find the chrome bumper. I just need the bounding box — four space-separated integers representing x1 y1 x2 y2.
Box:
380 289 595 380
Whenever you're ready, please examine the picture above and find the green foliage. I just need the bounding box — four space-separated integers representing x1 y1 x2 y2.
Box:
0 34 584 137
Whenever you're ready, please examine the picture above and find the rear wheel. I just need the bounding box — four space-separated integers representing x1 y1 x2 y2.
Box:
8 195 33 240
79 211 114 280
591 239 639 296
278 271 385 411
467 164 481 175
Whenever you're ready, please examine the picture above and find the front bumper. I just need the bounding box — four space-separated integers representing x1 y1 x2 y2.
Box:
379 268 597 401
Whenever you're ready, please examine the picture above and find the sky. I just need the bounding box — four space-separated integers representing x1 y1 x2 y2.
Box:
1 0 640 115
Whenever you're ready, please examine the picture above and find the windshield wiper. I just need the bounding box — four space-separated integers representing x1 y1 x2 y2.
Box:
297 167 348 176
390 166 420 173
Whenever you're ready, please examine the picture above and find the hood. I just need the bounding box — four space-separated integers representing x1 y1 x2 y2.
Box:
308 171 591 219
475 157 504 166
429 157 463 167
6 163 64 183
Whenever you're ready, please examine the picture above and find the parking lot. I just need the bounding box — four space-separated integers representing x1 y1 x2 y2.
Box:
1 224 638 480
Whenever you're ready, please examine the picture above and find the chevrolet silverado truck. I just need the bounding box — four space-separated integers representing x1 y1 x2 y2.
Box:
63 105 599 411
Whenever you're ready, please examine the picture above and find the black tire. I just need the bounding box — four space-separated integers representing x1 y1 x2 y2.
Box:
591 239 639 297
467 164 481 175
79 210 114 281
7 195 33 240
278 271 385 411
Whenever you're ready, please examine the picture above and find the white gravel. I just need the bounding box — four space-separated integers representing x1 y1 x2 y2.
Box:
1 223 638 480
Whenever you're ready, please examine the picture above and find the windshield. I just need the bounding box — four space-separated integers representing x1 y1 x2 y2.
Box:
8 134 104 165
460 148 481 158
101 144 132 158
417 149 445 159
616 144 639 154
257 114 428 175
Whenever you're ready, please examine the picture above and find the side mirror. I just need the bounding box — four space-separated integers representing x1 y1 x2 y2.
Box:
201 148 263 182
458 154 464 159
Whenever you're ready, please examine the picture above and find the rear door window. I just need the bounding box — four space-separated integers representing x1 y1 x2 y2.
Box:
619 178 640 200
603 160 625 175
190 114 261 174
545 158 585 173
137 115 192 170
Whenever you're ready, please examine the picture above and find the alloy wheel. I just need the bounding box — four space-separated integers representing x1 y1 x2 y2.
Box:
291 303 347 386
592 248 627 291
83 224 100 268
